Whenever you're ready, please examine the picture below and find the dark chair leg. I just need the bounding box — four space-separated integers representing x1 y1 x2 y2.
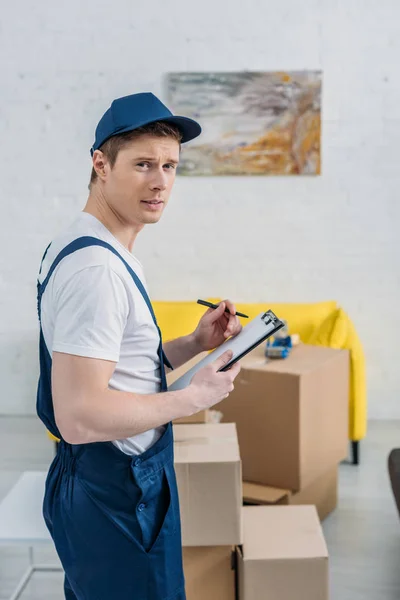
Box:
352 441 359 465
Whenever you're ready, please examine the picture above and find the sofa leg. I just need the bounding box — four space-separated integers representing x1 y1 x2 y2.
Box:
352 441 359 465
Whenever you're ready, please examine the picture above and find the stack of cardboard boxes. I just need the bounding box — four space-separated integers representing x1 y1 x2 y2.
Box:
174 422 240 599
217 343 349 520
168 358 239 599
167 343 348 599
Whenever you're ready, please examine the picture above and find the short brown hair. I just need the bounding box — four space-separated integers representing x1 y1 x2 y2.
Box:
89 121 183 187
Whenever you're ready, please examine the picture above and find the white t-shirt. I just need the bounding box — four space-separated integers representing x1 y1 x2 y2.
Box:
39 212 165 455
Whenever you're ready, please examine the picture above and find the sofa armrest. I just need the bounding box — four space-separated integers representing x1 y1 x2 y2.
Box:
309 307 367 441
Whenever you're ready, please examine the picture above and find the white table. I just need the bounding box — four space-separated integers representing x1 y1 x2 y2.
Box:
0 471 62 600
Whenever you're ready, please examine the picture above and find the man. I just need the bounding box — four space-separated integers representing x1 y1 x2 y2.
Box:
36 92 242 600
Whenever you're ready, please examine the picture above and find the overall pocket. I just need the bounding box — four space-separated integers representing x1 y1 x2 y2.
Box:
137 461 178 554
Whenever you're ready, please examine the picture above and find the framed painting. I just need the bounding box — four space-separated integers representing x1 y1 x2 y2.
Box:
166 71 322 176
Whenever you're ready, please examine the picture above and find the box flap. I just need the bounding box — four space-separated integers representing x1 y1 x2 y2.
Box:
242 506 328 560
174 423 240 463
243 481 290 504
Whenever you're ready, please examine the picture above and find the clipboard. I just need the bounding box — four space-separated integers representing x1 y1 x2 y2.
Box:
168 309 285 391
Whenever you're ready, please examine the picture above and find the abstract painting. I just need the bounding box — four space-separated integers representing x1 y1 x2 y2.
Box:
166 71 322 176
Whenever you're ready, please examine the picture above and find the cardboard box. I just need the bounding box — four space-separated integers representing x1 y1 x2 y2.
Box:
183 546 235 600
217 344 349 490
237 506 329 600
173 410 211 424
243 466 338 521
174 423 242 546
167 352 212 424
290 466 338 520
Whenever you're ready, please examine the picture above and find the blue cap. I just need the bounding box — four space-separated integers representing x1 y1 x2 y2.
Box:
90 92 201 155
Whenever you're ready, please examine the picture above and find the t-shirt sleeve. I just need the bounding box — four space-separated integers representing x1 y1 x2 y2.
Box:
52 264 129 362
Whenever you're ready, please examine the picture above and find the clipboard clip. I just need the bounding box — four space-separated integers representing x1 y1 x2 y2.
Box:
261 310 281 327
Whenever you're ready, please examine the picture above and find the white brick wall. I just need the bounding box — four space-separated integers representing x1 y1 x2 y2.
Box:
1 0 399 418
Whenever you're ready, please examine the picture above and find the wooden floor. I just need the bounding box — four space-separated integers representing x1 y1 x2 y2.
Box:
0 417 399 599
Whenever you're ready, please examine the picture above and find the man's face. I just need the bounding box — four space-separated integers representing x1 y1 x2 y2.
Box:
98 134 180 227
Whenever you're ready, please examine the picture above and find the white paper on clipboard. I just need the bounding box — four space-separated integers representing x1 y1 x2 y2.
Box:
168 310 284 391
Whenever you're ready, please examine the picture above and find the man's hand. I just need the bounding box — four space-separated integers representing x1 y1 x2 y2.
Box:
188 350 241 412
192 299 242 352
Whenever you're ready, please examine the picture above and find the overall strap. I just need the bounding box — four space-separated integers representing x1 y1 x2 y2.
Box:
38 242 52 276
37 236 173 374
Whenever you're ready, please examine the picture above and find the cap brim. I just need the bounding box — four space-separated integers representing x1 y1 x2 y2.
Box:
112 116 202 145
160 116 202 143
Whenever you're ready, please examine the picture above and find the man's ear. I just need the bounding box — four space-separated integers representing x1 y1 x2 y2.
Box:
92 150 108 181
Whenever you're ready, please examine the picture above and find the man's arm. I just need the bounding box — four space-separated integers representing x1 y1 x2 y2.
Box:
52 349 240 445
162 334 203 369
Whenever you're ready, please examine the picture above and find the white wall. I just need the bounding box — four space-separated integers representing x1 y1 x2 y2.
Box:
1 0 398 418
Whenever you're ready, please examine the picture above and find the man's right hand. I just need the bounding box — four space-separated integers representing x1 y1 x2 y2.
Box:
188 350 241 412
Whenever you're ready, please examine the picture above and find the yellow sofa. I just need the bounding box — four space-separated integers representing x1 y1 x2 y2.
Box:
153 298 367 464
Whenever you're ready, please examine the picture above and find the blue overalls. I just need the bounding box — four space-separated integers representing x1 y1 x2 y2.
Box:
36 237 186 600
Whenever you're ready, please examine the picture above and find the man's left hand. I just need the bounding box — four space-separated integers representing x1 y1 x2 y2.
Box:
192 299 243 352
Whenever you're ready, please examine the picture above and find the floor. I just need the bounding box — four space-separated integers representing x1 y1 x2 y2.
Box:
0 418 399 599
